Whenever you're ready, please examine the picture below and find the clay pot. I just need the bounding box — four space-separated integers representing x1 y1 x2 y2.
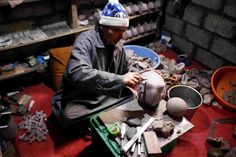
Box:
130 4 139 15
166 97 188 117
150 21 157 31
138 2 148 14
154 0 162 8
130 26 138 37
124 5 132 16
123 29 132 40
137 24 144 35
147 1 155 12
137 70 166 107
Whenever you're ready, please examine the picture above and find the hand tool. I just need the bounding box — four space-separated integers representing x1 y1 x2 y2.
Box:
24 100 35 115
137 126 142 156
120 123 126 148
122 117 155 153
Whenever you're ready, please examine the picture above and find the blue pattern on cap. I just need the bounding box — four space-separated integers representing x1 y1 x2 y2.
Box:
102 2 128 18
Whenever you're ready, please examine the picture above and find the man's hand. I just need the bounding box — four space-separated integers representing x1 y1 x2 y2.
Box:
122 72 144 86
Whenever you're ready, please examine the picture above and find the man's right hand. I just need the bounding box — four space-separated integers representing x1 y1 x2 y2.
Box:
122 72 143 87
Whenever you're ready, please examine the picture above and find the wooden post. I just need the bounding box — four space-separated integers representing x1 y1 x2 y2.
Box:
69 0 79 29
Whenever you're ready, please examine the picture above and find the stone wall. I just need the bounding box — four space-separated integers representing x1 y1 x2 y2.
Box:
163 0 236 69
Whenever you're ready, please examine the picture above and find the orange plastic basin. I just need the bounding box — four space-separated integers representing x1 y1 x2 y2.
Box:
211 66 236 110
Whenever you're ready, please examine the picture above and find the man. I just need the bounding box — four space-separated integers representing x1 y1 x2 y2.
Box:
51 0 143 128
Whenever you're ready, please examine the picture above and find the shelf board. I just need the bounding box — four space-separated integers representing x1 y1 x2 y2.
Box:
0 31 156 81
0 24 94 52
0 63 37 81
0 0 40 6
129 10 159 20
124 31 156 44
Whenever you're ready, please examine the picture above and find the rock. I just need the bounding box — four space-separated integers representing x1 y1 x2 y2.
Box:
220 140 231 153
126 127 136 140
203 94 214 105
225 147 236 157
206 137 224 147
126 117 141 127
207 148 224 157
152 120 175 138
166 97 187 117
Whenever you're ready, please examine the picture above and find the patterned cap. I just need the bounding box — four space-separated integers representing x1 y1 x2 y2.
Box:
99 0 129 27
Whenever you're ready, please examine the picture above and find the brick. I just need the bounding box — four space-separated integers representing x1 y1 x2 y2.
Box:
194 48 225 69
185 24 212 49
216 17 236 39
164 15 185 35
223 0 236 18
166 1 175 16
192 0 224 11
211 36 236 64
203 13 222 32
183 4 204 26
172 35 194 53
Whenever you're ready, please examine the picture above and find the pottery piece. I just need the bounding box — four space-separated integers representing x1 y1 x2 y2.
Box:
138 2 147 14
124 5 132 16
130 26 138 37
137 24 144 35
166 97 187 117
137 70 166 107
123 29 132 40
147 1 155 11
130 4 139 15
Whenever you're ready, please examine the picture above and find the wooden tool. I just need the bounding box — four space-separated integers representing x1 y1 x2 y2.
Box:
143 131 162 156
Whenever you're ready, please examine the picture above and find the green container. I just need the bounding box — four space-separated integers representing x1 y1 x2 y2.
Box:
90 115 177 157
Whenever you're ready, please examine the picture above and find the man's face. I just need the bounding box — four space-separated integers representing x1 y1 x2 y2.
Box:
101 26 127 45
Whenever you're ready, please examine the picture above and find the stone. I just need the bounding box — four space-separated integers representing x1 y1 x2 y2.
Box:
207 148 224 157
126 127 137 140
225 147 236 157
166 97 187 117
126 117 141 127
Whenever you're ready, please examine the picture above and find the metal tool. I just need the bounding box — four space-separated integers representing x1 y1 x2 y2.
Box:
122 117 155 153
24 100 34 115
137 126 142 156
120 123 126 148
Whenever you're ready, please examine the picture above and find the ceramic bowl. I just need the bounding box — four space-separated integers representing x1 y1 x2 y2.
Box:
211 66 236 110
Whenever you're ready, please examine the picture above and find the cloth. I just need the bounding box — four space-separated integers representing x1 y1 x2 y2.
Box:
99 0 129 27
52 26 131 127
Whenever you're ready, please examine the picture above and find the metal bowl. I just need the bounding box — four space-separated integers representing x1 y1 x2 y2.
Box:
167 85 203 120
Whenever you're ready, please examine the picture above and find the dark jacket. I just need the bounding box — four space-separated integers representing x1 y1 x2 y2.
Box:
52 26 130 121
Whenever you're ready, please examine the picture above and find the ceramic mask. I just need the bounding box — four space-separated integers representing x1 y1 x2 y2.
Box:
137 70 166 107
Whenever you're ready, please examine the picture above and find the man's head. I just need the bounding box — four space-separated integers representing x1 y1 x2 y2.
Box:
99 0 129 45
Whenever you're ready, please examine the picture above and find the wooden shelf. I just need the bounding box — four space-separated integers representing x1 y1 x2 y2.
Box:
0 31 156 81
0 63 38 81
129 10 160 20
0 24 94 52
0 9 159 52
0 0 40 6
124 31 156 44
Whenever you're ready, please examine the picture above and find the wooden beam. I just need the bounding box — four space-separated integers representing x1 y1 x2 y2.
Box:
69 0 79 29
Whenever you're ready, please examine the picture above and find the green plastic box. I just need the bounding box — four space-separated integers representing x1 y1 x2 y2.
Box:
90 114 176 157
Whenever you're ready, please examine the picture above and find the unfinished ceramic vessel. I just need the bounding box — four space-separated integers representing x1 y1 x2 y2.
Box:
166 97 187 117
137 70 166 107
